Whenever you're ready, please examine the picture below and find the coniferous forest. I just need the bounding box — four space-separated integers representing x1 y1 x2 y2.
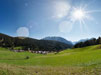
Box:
0 33 72 51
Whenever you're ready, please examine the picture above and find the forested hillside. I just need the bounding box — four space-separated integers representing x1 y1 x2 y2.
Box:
74 37 101 48
0 33 72 51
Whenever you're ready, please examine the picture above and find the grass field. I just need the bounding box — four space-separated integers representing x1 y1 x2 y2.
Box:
0 45 101 75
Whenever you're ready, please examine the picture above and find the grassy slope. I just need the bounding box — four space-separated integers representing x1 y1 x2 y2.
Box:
0 45 101 67
0 45 101 75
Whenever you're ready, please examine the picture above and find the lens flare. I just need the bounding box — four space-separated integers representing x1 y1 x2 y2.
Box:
17 27 29 37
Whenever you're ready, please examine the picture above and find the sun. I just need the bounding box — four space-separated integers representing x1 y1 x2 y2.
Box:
72 8 86 21
70 7 90 25
64 5 101 33
70 7 91 32
73 9 85 20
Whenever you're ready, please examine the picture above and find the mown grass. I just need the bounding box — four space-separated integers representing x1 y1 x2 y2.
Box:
0 45 101 75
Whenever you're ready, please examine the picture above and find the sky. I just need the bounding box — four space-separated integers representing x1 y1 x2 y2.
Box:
0 0 101 42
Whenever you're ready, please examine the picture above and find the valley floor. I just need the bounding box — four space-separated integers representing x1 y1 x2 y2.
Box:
0 45 101 75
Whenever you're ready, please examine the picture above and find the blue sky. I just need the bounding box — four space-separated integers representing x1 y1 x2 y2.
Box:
0 0 101 41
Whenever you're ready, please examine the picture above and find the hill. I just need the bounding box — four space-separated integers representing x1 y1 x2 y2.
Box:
42 37 73 47
0 33 71 51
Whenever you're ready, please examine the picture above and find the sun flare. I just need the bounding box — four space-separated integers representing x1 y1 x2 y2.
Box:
70 7 91 32
73 9 85 20
72 9 86 21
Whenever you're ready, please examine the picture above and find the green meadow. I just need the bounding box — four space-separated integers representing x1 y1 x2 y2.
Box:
0 45 101 75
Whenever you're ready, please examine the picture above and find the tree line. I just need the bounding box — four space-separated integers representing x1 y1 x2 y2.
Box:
74 37 101 48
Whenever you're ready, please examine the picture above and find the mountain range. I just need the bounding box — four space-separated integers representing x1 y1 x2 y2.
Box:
73 39 89 45
42 37 73 46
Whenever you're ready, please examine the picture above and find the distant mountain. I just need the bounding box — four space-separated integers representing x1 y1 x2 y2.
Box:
42 37 73 47
73 39 89 45
0 33 71 51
